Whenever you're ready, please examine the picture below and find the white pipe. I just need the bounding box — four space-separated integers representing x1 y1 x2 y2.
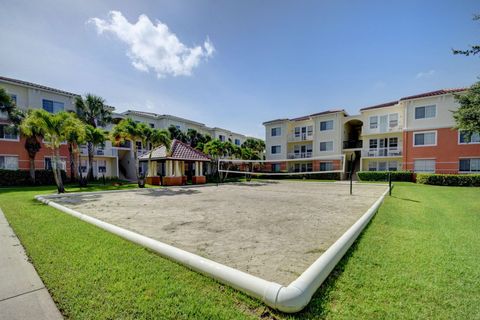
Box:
35 185 389 313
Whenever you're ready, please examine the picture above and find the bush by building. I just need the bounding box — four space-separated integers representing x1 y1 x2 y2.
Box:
357 171 413 182
416 173 480 186
0 169 67 186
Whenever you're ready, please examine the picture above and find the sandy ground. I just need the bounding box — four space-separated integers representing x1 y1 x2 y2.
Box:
51 181 386 285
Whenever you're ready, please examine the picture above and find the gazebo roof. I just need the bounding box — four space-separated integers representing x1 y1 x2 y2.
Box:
139 139 211 162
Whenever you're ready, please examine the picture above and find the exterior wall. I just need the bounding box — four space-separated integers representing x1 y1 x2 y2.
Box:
403 128 480 173
264 121 288 160
361 104 403 136
312 113 343 157
404 95 457 131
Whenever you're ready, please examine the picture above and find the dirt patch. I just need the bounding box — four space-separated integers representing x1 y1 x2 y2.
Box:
52 181 386 285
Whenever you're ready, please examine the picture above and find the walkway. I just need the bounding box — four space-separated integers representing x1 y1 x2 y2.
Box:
0 209 62 319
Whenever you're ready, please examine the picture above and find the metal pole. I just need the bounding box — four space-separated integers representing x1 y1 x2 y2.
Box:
389 171 392 196
349 154 354 195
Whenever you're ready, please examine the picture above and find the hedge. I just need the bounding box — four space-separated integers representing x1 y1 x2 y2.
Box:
416 173 480 186
0 169 67 186
357 171 413 182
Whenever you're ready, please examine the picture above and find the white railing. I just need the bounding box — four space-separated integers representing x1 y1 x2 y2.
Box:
287 152 313 159
288 133 314 142
80 148 118 157
362 148 402 157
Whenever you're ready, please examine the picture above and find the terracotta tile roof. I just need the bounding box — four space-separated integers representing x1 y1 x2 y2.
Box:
263 109 346 124
0 75 79 97
399 88 467 101
139 139 210 162
360 101 398 111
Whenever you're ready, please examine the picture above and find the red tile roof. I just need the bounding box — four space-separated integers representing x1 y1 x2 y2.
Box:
263 109 345 124
139 139 210 162
360 101 398 111
399 88 466 101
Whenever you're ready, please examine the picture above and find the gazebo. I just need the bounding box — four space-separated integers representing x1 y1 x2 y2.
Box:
139 139 211 186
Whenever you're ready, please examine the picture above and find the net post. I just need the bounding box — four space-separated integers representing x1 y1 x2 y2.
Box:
216 159 219 187
389 171 392 196
349 154 354 195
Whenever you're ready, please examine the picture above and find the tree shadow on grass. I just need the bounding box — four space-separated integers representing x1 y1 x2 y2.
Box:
390 195 421 203
265 218 377 319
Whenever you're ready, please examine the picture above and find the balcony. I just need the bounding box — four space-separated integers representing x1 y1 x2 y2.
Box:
112 141 131 149
80 148 118 157
362 148 402 158
288 133 314 142
343 140 363 149
287 152 313 159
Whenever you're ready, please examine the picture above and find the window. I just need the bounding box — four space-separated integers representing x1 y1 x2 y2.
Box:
368 161 377 171
459 131 480 144
271 127 281 136
80 160 87 173
219 135 225 142
320 120 333 131
388 161 398 171
415 105 436 119
459 159 480 172
135 141 143 151
0 124 19 140
319 141 333 152
42 99 64 113
175 125 181 129
0 156 18 170
389 113 398 128
271 145 281 154
414 159 435 173
307 125 313 135
378 161 387 171
294 163 312 172
369 139 378 149
9 94 17 104
414 131 436 146
98 160 107 173
234 139 241 146
369 116 378 129
320 162 333 171
271 163 281 172
149 123 155 128
389 137 398 149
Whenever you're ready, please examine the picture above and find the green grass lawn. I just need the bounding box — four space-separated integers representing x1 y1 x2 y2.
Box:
0 182 479 319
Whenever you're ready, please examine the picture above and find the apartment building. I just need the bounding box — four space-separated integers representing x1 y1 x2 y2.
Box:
0 76 248 181
264 88 480 175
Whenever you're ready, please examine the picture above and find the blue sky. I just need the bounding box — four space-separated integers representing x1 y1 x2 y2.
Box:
0 0 478 138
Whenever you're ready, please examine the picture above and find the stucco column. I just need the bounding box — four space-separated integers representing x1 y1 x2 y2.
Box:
174 161 181 177
165 160 171 176
199 162 203 176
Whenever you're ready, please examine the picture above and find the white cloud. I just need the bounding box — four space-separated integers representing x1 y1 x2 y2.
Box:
416 69 435 79
88 11 215 78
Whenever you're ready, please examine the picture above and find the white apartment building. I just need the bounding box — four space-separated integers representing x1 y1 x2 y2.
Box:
264 89 480 176
0 76 250 181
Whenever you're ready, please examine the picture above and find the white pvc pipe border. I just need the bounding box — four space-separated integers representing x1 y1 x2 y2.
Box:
35 185 389 313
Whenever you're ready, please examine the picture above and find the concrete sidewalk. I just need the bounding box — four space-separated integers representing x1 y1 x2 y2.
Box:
0 209 62 320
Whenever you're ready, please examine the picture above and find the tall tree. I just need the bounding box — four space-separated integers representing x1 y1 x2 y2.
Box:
168 125 187 143
65 129 85 182
75 94 112 180
146 129 171 177
453 82 480 141
242 138 265 158
452 14 480 57
0 88 15 115
84 125 107 180
110 118 146 181
21 110 85 193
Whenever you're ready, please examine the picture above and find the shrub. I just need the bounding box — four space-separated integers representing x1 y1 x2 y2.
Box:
357 171 413 182
416 173 480 186
0 169 67 186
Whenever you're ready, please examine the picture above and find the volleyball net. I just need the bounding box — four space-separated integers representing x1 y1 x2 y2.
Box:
218 154 346 177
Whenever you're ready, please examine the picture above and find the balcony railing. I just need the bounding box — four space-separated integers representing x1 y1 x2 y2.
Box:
80 148 118 157
343 140 363 149
287 152 313 159
362 148 402 157
112 141 131 149
288 133 314 142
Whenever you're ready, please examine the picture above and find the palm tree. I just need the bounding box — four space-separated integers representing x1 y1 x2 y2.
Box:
75 94 112 181
146 129 171 177
168 125 187 143
110 118 147 183
65 130 85 182
203 139 226 181
84 125 107 180
21 110 86 193
1 92 42 183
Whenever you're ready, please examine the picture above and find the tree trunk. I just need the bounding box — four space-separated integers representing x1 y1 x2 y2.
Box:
52 149 65 193
68 143 76 182
87 141 94 181
29 157 35 184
